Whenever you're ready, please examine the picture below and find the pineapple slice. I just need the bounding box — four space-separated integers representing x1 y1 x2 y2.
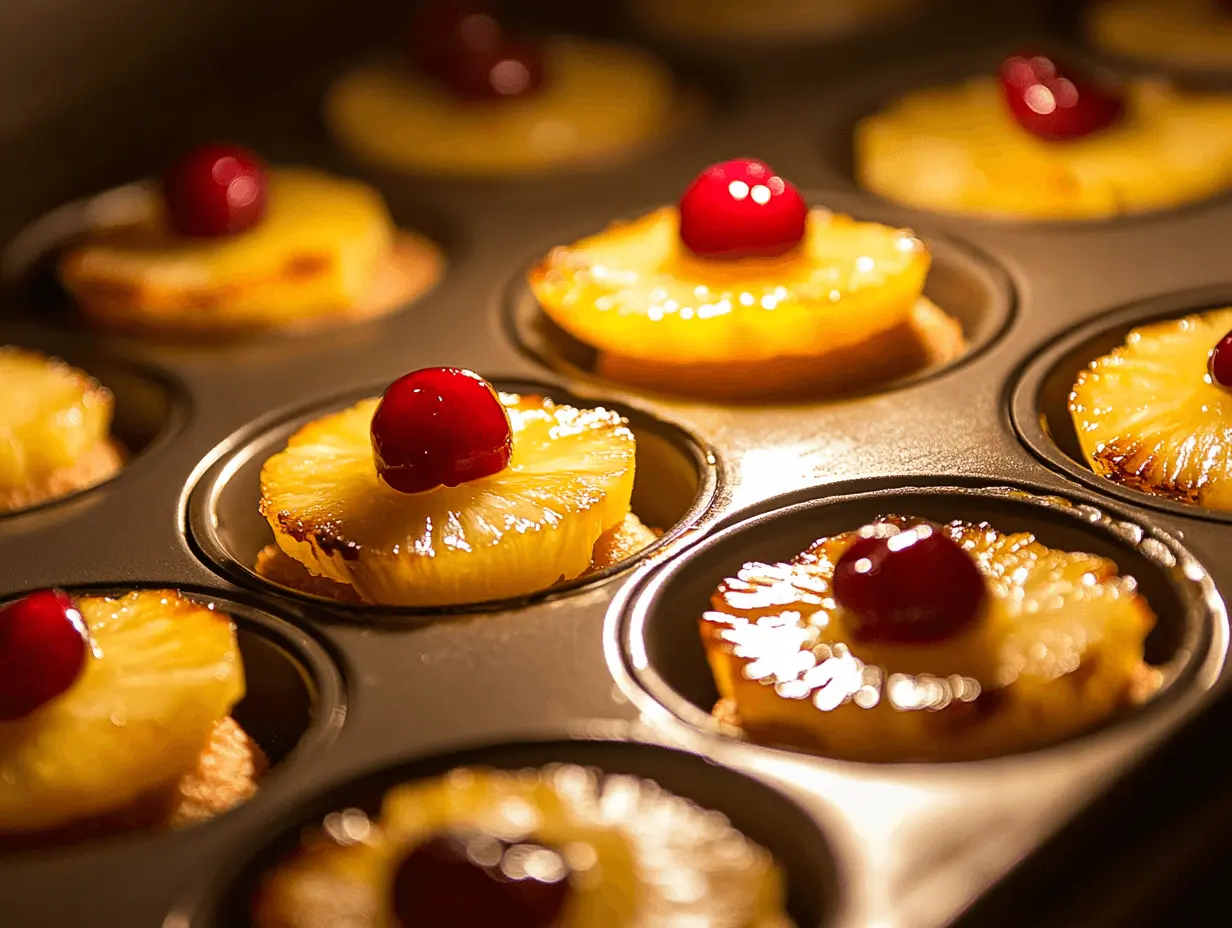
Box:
253 765 794 927
529 207 930 367
856 77 1232 220
56 167 435 334
0 348 119 508
0 591 244 832
1070 308 1232 509
702 516 1157 762
260 393 637 607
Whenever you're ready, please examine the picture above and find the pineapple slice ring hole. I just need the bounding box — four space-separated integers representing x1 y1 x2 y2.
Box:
0 347 184 521
1013 292 1232 523
507 197 1013 404
609 483 1224 765
190 737 839 928
186 380 718 618
0 180 454 344
0 587 343 851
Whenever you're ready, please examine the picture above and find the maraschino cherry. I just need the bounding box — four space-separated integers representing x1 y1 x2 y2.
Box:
999 53 1124 142
445 39 546 101
1208 331 1232 388
408 0 503 78
162 143 267 238
678 159 808 259
0 589 90 721
408 0 545 101
833 523 987 645
371 367 513 494
391 830 572 928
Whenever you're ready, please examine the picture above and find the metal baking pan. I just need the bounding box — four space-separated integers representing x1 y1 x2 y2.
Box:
1 0 1231 925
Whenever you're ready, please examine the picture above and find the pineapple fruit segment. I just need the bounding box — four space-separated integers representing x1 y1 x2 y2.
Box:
260 393 637 607
326 39 679 177
702 517 1157 762
529 207 930 366
856 78 1232 220
58 168 397 331
0 348 118 507
1070 308 1232 509
0 591 245 832
253 765 794 928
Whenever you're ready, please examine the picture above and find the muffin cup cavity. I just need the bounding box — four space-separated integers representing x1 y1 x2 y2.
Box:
186 379 718 619
608 483 1225 764
1012 288 1232 524
505 197 1013 405
188 738 839 928
0 586 344 853
0 342 184 521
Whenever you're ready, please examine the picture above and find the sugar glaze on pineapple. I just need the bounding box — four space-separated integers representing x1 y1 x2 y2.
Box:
1070 307 1232 510
258 368 654 608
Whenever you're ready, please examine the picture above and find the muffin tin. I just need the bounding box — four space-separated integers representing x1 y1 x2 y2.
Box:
3 0 1232 924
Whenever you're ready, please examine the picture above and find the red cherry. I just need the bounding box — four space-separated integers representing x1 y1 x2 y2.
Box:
391 830 571 928
832 524 987 645
1209 330 1232 388
371 367 513 495
408 0 504 79
0 590 89 721
999 53 1124 142
678 159 808 259
162 143 267 238
444 38 546 101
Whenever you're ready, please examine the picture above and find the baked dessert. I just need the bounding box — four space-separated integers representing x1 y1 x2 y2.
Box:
1086 0 1232 72
629 0 926 45
257 367 656 607
325 0 681 177
0 348 123 514
528 157 964 401
56 143 443 337
702 515 1160 762
0 589 261 849
857 51 1232 220
252 763 794 926
1070 307 1232 509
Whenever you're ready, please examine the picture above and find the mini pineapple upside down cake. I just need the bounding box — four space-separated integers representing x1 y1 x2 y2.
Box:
257 367 656 607
325 0 682 177
528 158 965 401
1070 306 1232 510
701 516 1160 762
0 348 123 514
856 50 1232 220
1086 0 1232 73
0 589 261 848
56 142 443 337
253 764 795 927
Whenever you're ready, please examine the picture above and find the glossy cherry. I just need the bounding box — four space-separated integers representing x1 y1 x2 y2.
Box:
408 0 504 78
1209 330 1232 388
999 53 1124 141
832 524 987 644
444 38 546 101
678 158 808 259
0 589 89 721
371 367 513 494
391 830 571 928
162 143 267 238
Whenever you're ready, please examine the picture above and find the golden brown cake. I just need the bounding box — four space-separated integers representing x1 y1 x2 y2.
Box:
0 348 123 515
702 515 1159 761
529 158 964 401
1070 306 1232 509
0 590 262 847
253 765 795 926
57 145 443 337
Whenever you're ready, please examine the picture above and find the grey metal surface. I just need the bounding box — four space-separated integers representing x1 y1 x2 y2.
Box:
0 0 1230 925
